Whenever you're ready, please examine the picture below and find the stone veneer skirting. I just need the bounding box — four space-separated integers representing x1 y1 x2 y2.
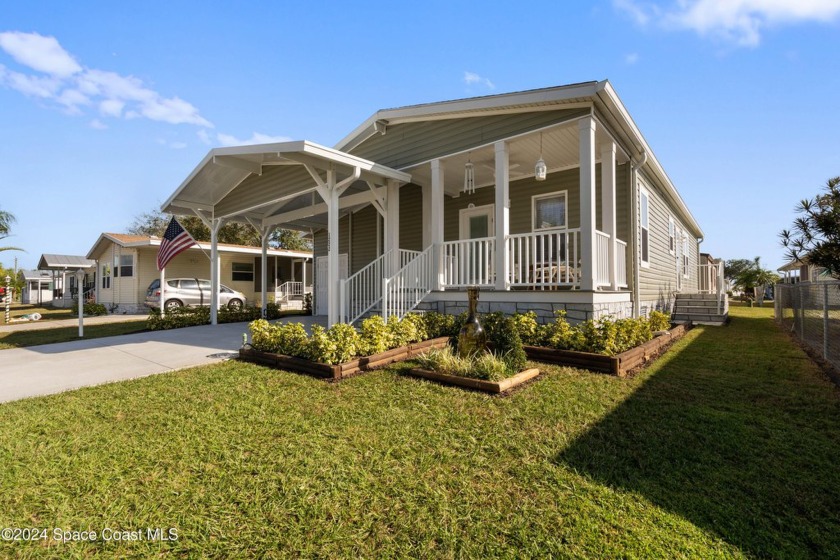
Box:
413 290 636 324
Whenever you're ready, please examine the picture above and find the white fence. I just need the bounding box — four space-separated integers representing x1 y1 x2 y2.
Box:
382 245 434 320
776 281 840 372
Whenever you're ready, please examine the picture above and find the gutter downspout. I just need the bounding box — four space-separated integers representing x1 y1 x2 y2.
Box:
630 150 648 318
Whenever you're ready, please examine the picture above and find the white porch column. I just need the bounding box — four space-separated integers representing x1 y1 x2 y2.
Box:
421 183 432 249
494 140 510 291
210 218 224 325
430 159 445 291
325 169 340 326
601 141 618 290
579 116 597 292
260 228 269 317
385 180 400 276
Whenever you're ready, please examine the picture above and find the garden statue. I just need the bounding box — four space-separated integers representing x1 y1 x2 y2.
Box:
458 286 487 358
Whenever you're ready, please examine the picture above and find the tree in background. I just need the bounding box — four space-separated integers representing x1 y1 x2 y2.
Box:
780 176 840 281
0 207 24 254
732 257 780 305
724 258 754 290
128 208 311 250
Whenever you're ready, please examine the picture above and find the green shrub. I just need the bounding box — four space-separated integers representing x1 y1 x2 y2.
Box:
509 311 540 346
540 311 584 351
302 293 313 314
276 322 309 356
305 325 338 364
421 311 458 339
249 319 281 352
147 307 210 330
358 315 392 356
327 323 360 364
218 305 262 324
485 315 527 375
83 302 107 316
388 315 421 348
648 310 671 332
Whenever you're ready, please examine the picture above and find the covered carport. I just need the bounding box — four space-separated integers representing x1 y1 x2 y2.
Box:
162 140 411 326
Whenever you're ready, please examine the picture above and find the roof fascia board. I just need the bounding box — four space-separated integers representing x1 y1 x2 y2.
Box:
336 81 601 151
595 81 703 238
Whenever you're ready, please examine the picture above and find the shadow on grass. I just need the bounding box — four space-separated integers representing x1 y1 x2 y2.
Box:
558 311 840 557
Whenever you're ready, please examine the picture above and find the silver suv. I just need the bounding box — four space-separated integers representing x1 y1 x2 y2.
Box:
145 278 246 311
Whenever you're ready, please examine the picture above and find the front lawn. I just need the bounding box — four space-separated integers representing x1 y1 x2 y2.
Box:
0 322 148 350
0 306 838 557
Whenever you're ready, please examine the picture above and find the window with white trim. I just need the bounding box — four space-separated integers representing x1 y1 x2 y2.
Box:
640 188 650 267
232 262 254 282
101 264 111 289
682 235 690 277
668 217 676 255
532 191 568 231
114 254 133 277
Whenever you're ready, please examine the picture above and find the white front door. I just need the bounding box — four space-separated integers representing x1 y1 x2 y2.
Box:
315 254 348 316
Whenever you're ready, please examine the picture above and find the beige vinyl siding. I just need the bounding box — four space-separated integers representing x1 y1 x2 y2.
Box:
351 204 380 272
313 214 352 267
351 109 591 170
399 184 424 251
96 243 138 309
637 174 698 302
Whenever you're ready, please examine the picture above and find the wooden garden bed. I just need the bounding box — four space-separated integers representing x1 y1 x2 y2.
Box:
523 324 688 377
407 367 541 394
239 336 452 380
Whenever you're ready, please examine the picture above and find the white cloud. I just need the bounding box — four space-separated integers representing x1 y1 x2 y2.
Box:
615 0 840 46
89 119 108 130
215 132 293 147
624 52 640 64
197 129 212 145
157 138 188 149
0 31 81 77
464 71 495 90
0 31 213 127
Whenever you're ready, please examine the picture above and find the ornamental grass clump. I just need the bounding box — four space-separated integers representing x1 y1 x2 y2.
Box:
417 346 510 381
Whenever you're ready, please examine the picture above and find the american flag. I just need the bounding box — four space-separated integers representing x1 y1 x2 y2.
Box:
157 217 197 270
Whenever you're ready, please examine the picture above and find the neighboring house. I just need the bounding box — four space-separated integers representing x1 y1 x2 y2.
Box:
86 233 313 314
161 80 710 326
36 254 96 307
778 257 832 284
19 270 54 305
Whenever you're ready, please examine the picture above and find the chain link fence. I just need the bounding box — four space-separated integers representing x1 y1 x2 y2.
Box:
775 281 840 371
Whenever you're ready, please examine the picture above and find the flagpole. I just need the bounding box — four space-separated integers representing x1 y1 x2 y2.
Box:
160 267 165 316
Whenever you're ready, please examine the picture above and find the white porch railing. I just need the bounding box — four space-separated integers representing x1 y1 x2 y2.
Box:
399 249 421 269
382 245 434 320
698 261 727 314
595 230 611 287
441 237 495 288
341 251 391 324
507 229 580 289
616 239 628 288
276 281 304 303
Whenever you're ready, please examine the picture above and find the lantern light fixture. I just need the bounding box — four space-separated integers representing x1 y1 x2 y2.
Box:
535 132 547 181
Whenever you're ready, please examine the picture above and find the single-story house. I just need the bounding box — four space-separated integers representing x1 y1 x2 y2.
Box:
36 254 96 307
160 80 715 326
19 269 54 305
778 257 832 284
86 233 312 314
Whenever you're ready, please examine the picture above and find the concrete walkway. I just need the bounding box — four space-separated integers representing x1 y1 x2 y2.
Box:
0 315 326 404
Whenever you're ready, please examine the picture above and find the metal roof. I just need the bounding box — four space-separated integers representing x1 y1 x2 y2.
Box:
37 254 96 270
161 140 411 229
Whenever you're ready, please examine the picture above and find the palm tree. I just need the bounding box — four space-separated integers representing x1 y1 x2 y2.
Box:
736 257 780 306
0 208 23 253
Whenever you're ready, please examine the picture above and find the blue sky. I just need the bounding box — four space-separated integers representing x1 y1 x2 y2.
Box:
1 0 839 272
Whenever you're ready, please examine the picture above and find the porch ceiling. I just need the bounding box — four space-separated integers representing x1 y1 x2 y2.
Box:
162 140 411 228
405 118 629 196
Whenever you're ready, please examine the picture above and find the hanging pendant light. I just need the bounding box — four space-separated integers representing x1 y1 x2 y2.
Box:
464 154 475 195
535 132 547 181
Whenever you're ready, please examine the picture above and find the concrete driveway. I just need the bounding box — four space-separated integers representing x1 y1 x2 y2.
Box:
0 316 326 404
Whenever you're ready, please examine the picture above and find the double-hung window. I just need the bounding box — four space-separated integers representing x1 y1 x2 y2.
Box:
101 264 111 289
532 191 568 264
682 235 689 277
114 254 133 277
640 188 650 267
668 217 676 255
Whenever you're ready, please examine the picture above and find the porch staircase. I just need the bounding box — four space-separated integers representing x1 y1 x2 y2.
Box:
671 293 729 326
